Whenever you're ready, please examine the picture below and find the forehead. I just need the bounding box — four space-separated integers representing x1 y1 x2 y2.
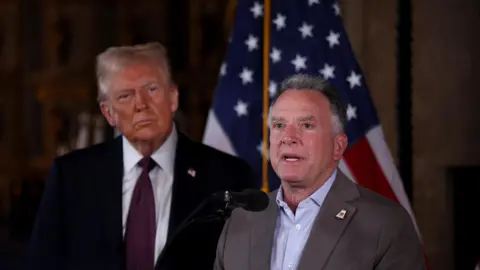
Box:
110 63 165 88
119 63 162 79
271 90 331 118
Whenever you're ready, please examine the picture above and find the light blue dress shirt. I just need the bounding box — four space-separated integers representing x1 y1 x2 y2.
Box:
270 169 337 270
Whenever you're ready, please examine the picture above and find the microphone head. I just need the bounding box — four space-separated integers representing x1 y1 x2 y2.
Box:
229 189 270 212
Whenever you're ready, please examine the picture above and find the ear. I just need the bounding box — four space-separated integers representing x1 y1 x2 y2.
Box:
170 85 179 113
99 102 116 127
333 133 348 161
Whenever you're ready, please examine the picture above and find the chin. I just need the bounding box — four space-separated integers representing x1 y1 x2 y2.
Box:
132 128 161 141
276 165 305 182
279 173 304 183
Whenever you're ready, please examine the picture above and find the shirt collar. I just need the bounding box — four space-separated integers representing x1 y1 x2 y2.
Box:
276 169 337 207
122 124 178 178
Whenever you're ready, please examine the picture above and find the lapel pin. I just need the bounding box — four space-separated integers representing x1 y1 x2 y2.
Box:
187 168 196 178
336 209 347 220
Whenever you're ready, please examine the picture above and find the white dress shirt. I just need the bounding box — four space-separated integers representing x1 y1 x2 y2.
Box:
121 126 177 264
271 169 337 270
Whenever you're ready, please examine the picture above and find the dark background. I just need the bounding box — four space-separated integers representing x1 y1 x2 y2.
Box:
0 0 479 269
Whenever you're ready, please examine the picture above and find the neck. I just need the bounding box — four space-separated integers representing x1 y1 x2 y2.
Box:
132 139 163 156
282 165 337 212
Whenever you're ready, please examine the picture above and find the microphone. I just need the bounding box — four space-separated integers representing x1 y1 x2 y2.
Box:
214 189 269 212
175 189 269 231
156 188 269 264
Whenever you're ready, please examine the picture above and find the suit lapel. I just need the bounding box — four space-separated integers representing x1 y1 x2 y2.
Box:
166 132 206 241
249 192 278 270
297 172 359 270
154 133 208 268
97 137 125 260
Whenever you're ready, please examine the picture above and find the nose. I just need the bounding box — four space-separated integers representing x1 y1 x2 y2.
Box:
281 125 300 145
134 90 148 111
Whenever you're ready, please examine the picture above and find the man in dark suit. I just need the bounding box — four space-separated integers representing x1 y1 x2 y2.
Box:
26 42 255 270
214 74 426 270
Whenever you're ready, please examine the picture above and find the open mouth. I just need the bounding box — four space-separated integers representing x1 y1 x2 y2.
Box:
281 154 303 162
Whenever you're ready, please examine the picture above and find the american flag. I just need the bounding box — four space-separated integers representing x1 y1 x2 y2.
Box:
203 0 421 239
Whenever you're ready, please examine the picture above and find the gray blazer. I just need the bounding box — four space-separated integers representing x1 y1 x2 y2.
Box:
214 171 426 270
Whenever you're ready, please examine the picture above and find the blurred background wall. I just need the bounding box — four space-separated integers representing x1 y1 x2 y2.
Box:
0 0 479 269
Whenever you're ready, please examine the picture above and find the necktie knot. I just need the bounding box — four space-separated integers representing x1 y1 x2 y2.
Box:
139 156 156 172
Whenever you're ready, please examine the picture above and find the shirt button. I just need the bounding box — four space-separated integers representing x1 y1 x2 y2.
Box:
295 224 301 230
288 263 293 268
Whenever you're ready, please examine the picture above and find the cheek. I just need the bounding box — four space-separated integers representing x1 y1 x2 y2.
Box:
302 135 330 158
114 108 131 120
302 135 318 148
269 131 282 144
111 107 134 126
152 95 173 114
269 135 281 160
269 146 278 159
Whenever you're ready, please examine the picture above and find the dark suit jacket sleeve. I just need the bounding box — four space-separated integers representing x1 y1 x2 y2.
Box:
375 206 426 270
25 161 64 270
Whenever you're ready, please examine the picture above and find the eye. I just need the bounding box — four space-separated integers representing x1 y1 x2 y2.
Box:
302 123 314 129
118 94 130 100
149 86 159 92
273 123 285 129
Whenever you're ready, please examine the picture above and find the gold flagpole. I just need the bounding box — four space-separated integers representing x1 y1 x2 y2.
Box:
261 0 271 193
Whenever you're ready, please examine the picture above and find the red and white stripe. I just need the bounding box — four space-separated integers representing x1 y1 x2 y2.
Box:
340 126 421 239
203 110 237 156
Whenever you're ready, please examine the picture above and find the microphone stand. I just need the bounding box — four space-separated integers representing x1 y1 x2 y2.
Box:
155 193 235 266
174 191 236 232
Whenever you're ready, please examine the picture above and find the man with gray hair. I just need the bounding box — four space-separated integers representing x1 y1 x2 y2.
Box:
214 74 425 270
26 42 256 270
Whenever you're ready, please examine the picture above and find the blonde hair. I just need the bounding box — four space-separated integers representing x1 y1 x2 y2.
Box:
95 42 172 102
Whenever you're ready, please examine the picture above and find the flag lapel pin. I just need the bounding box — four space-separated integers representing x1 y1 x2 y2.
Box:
336 209 347 220
187 168 196 178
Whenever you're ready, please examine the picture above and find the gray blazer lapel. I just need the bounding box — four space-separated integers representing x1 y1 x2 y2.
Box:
249 191 278 270
297 172 359 270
